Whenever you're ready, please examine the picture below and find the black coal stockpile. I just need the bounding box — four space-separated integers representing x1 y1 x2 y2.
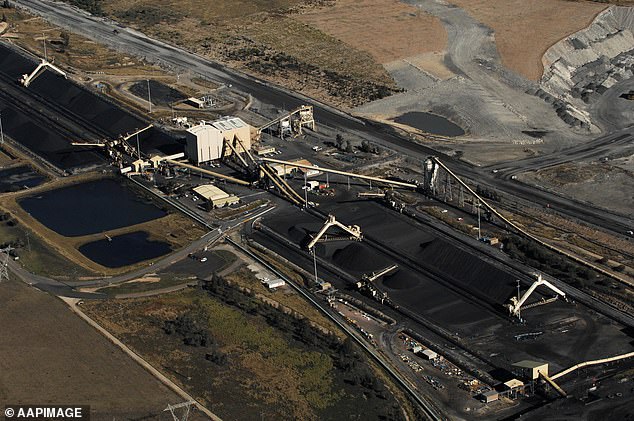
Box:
0 43 33 78
129 80 187 106
34 71 144 137
416 239 516 304
382 271 420 290
332 242 392 273
0 43 182 157
0 105 104 169
30 73 183 155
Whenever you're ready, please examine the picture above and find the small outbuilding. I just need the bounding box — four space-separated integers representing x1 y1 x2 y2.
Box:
185 97 205 109
503 378 524 391
254 146 276 156
421 349 438 360
480 390 499 403
262 278 285 289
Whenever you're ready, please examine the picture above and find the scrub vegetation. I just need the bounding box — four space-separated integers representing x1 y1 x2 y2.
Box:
83 279 408 420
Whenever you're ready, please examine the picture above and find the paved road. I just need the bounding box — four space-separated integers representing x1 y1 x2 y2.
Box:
6 193 275 297
15 0 633 237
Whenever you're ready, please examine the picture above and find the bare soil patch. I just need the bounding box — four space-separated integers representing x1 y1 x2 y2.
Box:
297 0 447 64
520 162 634 217
448 0 608 80
0 280 184 419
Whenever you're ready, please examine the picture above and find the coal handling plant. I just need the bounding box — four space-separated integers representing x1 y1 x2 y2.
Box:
1 13 633 420
240 155 634 419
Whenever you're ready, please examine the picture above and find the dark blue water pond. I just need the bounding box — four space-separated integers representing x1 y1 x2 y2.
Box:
392 112 465 137
19 178 166 237
0 166 47 192
79 231 172 268
129 80 187 106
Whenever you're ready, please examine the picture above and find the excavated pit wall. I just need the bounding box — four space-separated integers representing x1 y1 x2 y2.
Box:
537 7 634 129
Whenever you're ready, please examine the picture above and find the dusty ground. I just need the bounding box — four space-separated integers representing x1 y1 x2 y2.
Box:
0 148 13 166
448 0 608 80
0 279 189 420
519 161 634 217
297 0 446 64
98 0 398 108
2 8 161 76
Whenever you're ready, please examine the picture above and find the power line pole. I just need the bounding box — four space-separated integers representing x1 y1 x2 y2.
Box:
42 32 47 61
0 246 15 282
313 249 318 285
304 171 308 207
164 401 194 421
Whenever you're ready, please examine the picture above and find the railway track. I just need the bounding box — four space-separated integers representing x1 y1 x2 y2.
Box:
226 237 445 421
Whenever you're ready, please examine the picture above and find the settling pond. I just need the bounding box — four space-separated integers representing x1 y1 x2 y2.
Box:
79 231 172 268
392 111 465 137
19 178 166 237
129 80 188 106
0 166 47 192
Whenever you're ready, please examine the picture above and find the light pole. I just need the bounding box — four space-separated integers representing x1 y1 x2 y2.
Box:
0 110 4 146
304 171 308 207
42 32 47 61
147 79 152 113
313 250 318 284
477 200 481 240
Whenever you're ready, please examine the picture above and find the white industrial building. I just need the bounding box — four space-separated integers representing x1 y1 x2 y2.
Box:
262 278 285 289
193 184 240 208
420 349 438 360
185 116 252 165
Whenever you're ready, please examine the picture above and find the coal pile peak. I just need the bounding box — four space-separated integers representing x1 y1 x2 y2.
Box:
332 242 391 272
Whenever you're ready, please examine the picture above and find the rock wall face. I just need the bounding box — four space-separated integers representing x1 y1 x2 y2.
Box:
537 7 634 129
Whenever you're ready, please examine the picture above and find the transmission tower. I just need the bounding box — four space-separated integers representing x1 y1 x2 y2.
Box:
164 401 195 421
0 246 15 282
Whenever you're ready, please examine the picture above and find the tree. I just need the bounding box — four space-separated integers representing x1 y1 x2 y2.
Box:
163 305 211 347
335 133 344 150
60 31 70 47
360 140 378 154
